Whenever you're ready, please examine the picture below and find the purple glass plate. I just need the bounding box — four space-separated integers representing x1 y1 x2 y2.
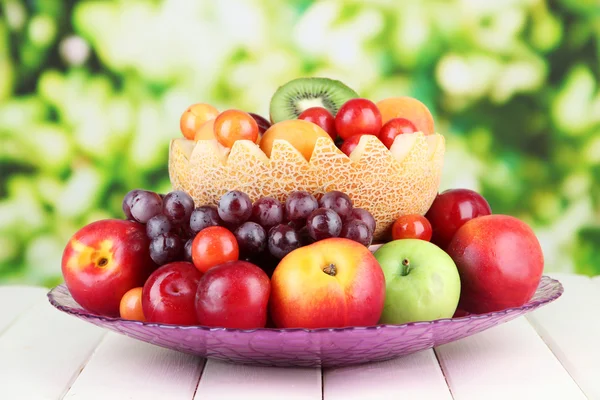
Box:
48 276 562 368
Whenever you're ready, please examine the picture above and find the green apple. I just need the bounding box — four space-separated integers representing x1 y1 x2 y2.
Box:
374 239 461 324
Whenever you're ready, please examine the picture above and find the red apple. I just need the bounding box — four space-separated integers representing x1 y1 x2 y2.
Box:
269 238 385 329
446 215 544 314
61 219 156 317
142 261 203 325
195 261 270 329
425 188 492 250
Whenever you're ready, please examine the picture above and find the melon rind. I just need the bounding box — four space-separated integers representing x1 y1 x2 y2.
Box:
168 133 445 240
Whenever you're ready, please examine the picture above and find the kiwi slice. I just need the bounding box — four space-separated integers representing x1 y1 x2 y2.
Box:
269 77 359 123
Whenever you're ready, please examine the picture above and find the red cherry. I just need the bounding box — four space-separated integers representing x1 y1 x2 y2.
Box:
335 98 382 140
142 261 203 325
425 189 492 250
391 215 432 241
191 226 239 273
340 134 366 157
379 118 417 149
298 107 337 140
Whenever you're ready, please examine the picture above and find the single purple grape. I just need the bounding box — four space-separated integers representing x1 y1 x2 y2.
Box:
149 232 183 265
349 208 376 234
319 191 353 220
234 221 267 256
130 191 163 223
218 190 253 224
285 191 318 224
340 219 372 247
162 190 195 225
268 224 301 259
250 197 284 229
190 205 221 234
306 208 342 241
122 189 143 220
146 214 172 239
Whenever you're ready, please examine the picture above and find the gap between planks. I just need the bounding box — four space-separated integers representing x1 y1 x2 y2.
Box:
0 296 106 400
526 272 600 400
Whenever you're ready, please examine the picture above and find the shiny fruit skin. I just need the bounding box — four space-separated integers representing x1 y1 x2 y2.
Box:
250 197 284 230
340 134 365 157
269 238 385 329
259 119 332 161
285 191 319 224
191 226 239 273
129 191 163 224
374 239 461 324
195 261 271 329
446 215 544 314
306 208 343 241
319 191 353 221
218 190 253 225
180 103 219 140
335 98 382 140
142 261 203 325
298 107 337 140
189 205 221 234
340 219 372 247
248 113 272 134
119 287 145 321
376 97 435 135
214 110 259 148
349 208 376 234
379 118 418 149
122 189 142 220
391 214 432 241
61 219 156 317
149 232 183 265
267 224 301 259
162 190 195 225
425 189 492 250
234 221 267 256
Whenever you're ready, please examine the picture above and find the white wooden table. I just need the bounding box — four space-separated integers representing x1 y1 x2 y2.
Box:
0 272 599 400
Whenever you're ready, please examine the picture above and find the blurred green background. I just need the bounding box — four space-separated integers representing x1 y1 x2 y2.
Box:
0 0 599 286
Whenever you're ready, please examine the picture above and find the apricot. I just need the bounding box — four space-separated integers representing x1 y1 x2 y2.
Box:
259 119 332 161
376 97 435 135
180 103 219 140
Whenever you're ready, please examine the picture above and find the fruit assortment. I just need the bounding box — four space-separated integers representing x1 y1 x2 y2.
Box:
60 76 545 334
168 77 445 239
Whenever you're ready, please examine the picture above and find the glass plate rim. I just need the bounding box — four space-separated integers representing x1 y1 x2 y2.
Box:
47 275 563 334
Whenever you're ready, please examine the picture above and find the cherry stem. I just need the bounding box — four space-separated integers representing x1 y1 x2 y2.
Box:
323 263 337 276
401 258 411 276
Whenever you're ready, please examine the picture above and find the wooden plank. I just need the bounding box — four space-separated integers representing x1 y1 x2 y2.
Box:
323 350 452 400
526 273 600 399
435 317 586 400
0 298 105 400
0 286 49 334
64 332 204 400
195 359 322 400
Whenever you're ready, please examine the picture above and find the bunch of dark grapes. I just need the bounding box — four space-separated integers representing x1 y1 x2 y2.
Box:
123 188 376 272
122 189 196 266
216 189 376 261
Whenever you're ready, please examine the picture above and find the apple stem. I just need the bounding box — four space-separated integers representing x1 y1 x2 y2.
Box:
98 257 108 267
401 258 412 276
323 263 337 276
